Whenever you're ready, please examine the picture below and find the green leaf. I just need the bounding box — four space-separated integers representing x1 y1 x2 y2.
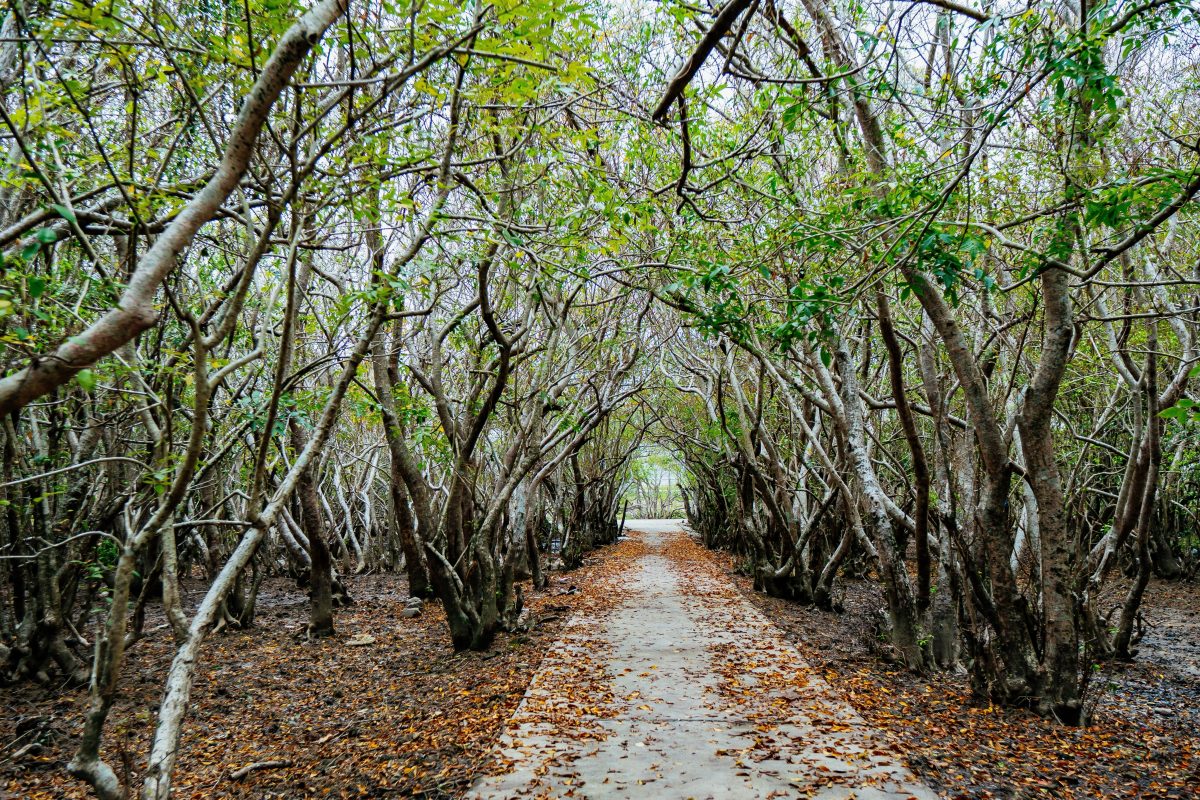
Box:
50 203 77 224
76 369 96 392
1158 398 1197 422
28 276 46 299
36 227 57 244
781 102 805 130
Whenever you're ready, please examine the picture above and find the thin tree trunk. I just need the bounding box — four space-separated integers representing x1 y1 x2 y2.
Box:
290 420 335 638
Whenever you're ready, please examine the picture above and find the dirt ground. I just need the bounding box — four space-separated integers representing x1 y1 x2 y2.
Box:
1 571 587 800
729 559 1200 800
4 545 1197 800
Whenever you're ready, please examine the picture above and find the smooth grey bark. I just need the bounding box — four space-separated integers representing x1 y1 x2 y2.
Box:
0 0 350 419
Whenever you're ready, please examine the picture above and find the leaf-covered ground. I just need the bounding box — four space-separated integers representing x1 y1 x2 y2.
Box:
473 523 936 799
727 555 1200 800
0 569 594 800
5 538 1196 800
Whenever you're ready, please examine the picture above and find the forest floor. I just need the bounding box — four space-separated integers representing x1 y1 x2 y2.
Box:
735 561 1200 799
1 568 592 799
3 529 1197 800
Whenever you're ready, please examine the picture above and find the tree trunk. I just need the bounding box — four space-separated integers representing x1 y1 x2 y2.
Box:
290 420 335 639
1016 263 1080 723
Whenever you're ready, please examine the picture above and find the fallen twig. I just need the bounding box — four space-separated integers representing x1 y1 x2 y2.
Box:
229 759 293 781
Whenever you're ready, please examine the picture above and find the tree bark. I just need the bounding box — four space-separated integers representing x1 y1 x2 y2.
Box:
290 420 335 639
0 0 350 418
1016 262 1080 723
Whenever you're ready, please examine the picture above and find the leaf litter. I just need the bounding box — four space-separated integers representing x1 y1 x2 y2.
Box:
1 568 603 799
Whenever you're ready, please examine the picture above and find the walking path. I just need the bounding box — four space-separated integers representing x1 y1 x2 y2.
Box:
468 520 939 799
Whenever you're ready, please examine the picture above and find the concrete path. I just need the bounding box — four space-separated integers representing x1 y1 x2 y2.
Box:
468 520 939 799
